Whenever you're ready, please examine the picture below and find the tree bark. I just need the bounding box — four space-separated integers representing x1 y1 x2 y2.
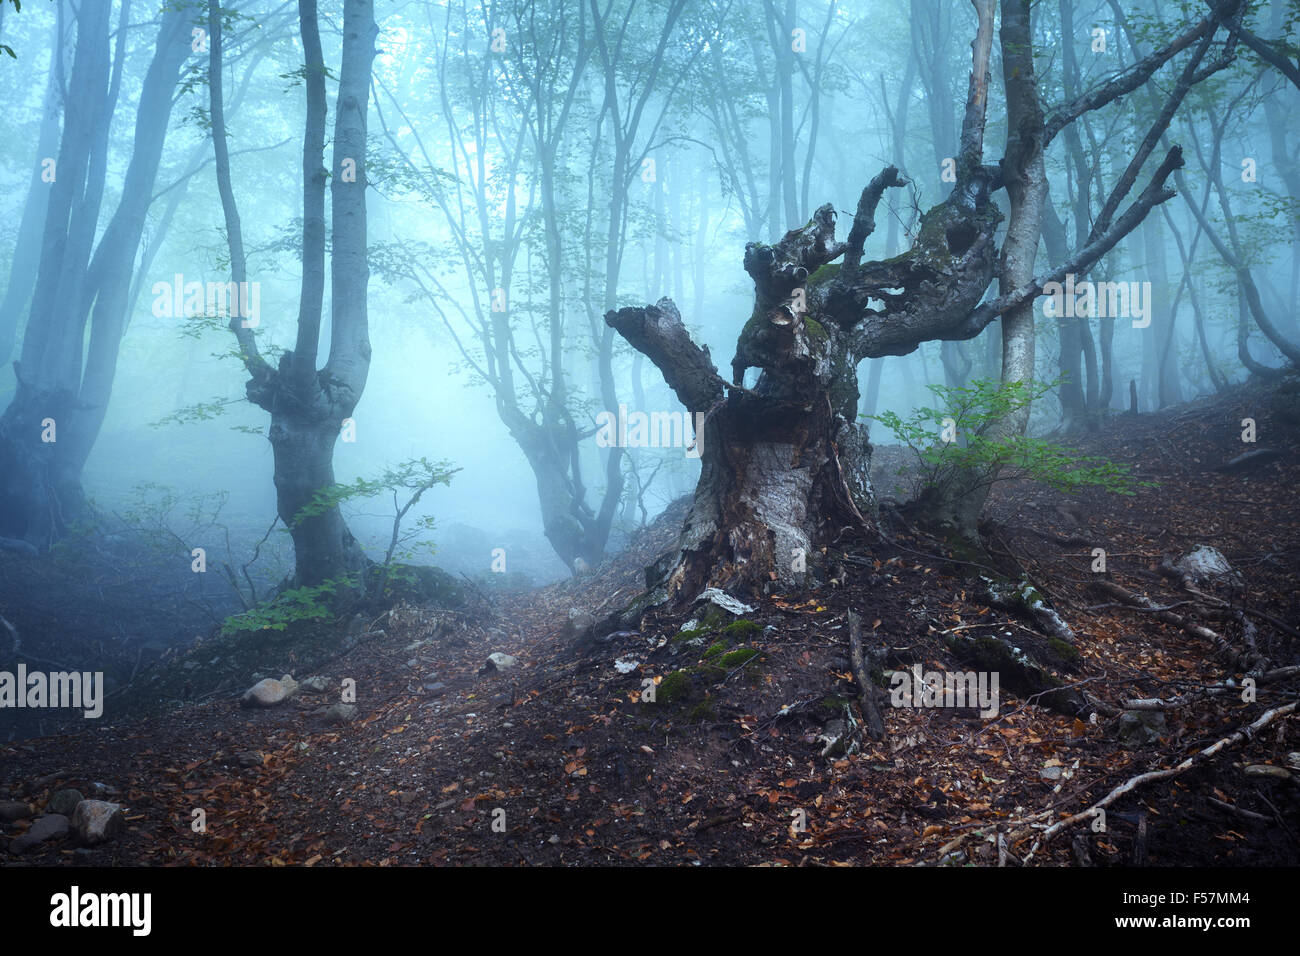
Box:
212 0 377 587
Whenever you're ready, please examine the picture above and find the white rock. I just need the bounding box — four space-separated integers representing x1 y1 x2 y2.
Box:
241 674 299 708
1173 546 1241 587
70 800 124 846
695 588 754 617
613 656 640 674
486 652 518 671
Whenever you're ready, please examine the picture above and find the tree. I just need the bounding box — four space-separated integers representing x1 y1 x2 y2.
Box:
209 0 380 587
607 0 1237 603
0 1 193 549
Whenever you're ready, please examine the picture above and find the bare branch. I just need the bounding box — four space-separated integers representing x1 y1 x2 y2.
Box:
604 298 723 416
842 165 910 275
956 147 1185 337
1043 0 1241 145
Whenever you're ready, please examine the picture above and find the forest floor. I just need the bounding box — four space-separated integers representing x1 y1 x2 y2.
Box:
1 380 1298 867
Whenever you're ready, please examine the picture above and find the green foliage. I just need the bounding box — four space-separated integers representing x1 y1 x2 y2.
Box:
870 379 1150 503
293 457 458 529
656 670 691 705
221 577 351 636
721 619 762 639
718 647 760 668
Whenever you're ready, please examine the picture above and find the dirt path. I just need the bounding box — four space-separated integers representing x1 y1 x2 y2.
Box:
2 385 1297 866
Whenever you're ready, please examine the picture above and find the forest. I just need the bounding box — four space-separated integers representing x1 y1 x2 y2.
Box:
0 0 1297 886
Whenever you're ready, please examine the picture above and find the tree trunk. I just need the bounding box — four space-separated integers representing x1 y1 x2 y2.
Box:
212 0 378 587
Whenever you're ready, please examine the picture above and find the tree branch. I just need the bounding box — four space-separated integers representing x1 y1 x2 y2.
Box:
954 147 1185 339
842 165 910 275
604 298 723 416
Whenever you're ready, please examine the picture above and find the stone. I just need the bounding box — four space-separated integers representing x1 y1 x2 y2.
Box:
325 703 356 724
235 751 263 768
818 719 849 758
299 676 330 694
695 588 754 617
241 674 300 708
485 652 518 671
1173 546 1242 589
0 800 32 822
1117 710 1166 746
1244 764 1293 781
423 681 447 697
45 788 84 816
70 800 124 846
566 608 595 638
9 813 69 854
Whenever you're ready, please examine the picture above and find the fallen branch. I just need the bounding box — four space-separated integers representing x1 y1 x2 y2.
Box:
1123 665 1299 710
1020 700 1296 862
847 610 886 740
1092 579 1231 655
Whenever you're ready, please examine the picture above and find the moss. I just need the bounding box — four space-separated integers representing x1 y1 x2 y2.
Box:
656 670 692 705
1048 637 1080 663
721 619 762 639
693 663 727 683
688 699 717 721
819 694 850 717
718 647 761 668
703 641 728 660
808 262 840 286
672 626 711 643
696 602 733 630
803 316 829 344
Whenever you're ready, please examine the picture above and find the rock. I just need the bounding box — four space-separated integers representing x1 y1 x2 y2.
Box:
423 681 447 697
1286 752 1300 772
566 607 596 639
1117 710 1166 746
818 719 849 758
325 703 356 724
484 652 518 672
0 800 32 822
299 676 330 694
694 588 754 618
70 800 124 846
1039 766 1063 781
1172 546 1242 589
613 656 639 674
235 751 263 768
241 674 300 708
9 813 69 854
45 788 84 816
1244 764 1293 781
87 782 119 799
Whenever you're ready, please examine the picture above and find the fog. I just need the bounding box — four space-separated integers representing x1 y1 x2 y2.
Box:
0 0 1296 644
